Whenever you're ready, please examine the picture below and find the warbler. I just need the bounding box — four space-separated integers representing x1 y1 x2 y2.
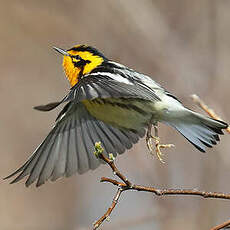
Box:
5 44 228 187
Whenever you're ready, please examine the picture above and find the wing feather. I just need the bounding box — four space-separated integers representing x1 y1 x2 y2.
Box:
50 125 69 181
74 112 90 174
34 67 160 112
65 121 78 177
80 115 96 171
5 102 144 186
61 71 160 105
93 120 123 154
36 132 62 186
25 132 58 187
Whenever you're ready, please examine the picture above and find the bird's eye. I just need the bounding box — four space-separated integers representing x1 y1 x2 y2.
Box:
72 55 83 63
73 54 82 60
74 55 81 60
71 54 90 67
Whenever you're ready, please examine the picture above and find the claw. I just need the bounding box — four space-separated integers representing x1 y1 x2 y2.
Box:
146 123 174 163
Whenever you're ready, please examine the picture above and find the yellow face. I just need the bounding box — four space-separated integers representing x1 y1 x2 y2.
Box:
61 45 105 87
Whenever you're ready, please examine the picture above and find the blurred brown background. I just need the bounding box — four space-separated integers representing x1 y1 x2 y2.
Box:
1 1 230 229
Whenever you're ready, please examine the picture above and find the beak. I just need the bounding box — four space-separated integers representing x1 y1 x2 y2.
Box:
53 46 69 56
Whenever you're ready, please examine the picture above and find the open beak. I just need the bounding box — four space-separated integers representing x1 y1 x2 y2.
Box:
53 46 69 56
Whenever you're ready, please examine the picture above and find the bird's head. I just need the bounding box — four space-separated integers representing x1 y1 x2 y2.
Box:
53 45 107 86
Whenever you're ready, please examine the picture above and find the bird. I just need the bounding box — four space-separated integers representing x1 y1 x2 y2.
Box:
4 44 228 187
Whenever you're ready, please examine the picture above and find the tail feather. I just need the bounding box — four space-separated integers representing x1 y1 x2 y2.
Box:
165 110 228 152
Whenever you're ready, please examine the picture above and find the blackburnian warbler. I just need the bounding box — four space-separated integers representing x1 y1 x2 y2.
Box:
5 45 228 187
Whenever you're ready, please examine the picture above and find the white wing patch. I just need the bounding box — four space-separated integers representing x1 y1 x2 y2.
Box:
108 61 126 69
89 72 133 85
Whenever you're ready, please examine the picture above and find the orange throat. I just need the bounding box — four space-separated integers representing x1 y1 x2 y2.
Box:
62 48 105 87
62 56 81 87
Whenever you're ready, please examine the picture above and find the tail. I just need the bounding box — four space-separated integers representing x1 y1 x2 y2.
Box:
164 110 228 152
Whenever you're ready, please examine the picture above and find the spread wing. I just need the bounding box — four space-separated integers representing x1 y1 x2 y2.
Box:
34 65 160 111
5 102 145 187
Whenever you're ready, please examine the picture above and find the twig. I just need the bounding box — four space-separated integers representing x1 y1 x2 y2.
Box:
93 142 130 230
93 188 123 230
191 94 230 229
93 142 230 230
100 177 230 199
97 151 132 187
210 219 230 230
191 94 230 133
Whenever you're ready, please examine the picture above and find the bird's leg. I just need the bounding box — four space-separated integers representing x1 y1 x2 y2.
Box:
146 123 174 163
153 125 175 163
146 123 154 154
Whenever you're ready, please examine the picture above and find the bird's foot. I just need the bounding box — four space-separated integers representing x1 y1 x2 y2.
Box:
146 124 174 163
153 135 174 163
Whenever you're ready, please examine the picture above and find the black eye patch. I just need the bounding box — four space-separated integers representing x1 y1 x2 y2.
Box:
72 58 91 67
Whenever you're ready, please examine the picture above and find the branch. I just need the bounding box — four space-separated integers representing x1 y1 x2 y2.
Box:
210 219 230 230
191 94 230 133
191 94 230 229
96 149 132 187
100 177 230 199
93 142 230 230
93 188 123 230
